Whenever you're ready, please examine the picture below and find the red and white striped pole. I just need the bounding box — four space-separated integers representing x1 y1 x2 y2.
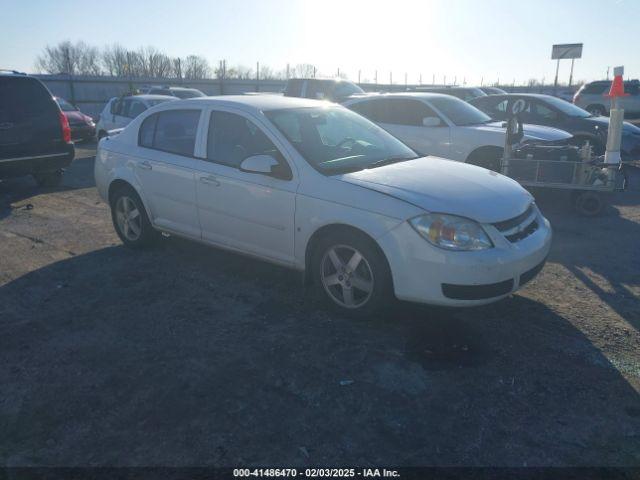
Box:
604 66 628 165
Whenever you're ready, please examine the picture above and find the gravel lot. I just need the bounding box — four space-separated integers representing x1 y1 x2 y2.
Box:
1 143 639 467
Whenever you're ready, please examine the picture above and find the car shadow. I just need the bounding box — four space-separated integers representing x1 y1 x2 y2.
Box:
1 241 639 466
528 167 640 332
0 154 96 221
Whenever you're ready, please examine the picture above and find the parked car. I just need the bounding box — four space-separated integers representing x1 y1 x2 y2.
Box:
0 71 74 186
284 78 365 102
343 93 572 170
55 97 96 142
407 86 487 102
573 79 640 116
479 86 507 95
95 95 551 315
470 93 640 160
143 86 206 99
96 94 177 138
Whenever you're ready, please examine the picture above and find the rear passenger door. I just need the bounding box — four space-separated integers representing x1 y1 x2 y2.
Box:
192 108 298 264
135 108 204 238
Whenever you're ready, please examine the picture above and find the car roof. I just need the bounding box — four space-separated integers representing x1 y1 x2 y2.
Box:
346 92 456 102
129 94 177 101
172 94 334 112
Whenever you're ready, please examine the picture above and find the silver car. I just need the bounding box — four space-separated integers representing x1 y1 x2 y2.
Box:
573 80 640 116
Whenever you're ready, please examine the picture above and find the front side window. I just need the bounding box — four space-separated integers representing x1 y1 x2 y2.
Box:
110 98 122 115
266 106 418 175
138 109 200 156
207 111 286 172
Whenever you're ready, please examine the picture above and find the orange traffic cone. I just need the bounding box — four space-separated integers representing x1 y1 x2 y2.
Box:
605 74 628 98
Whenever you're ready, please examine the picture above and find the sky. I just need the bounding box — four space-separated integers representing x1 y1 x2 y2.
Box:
2 0 638 85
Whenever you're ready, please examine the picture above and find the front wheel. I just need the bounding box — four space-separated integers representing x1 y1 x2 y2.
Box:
312 231 393 317
110 186 158 248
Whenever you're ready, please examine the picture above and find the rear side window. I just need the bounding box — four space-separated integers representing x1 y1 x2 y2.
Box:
128 101 146 118
356 98 440 126
138 109 200 156
581 83 608 95
0 76 57 123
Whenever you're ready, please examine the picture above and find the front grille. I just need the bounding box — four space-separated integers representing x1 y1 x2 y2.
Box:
492 204 539 243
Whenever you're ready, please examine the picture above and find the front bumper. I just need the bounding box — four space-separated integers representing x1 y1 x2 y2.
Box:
378 209 552 306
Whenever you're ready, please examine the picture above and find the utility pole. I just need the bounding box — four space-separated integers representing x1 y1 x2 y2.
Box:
432 74 435 85
404 72 407 87
358 70 361 84
568 58 575 87
374 70 378 84
606 66 610 80
419 73 422 85
256 61 260 91
286 63 290 79
553 57 560 95
390 72 392 85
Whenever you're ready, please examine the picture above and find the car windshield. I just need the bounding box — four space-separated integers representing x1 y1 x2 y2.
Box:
173 89 205 99
429 96 492 126
56 97 76 112
541 96 592 118
266 106 418 175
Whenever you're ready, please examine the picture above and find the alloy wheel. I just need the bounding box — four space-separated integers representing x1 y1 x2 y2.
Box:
320 245 375 309
115 196 142 241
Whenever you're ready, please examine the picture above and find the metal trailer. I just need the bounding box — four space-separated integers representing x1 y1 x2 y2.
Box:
500 145 628 216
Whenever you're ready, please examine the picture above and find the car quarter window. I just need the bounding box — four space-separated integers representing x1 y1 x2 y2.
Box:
207 111 286 171
138 109 201 156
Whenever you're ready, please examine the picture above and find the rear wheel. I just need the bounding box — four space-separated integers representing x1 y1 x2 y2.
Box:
312 230 393 317
110 186 158 248
573 191 606 216
586 104 607 117
33 170 63 187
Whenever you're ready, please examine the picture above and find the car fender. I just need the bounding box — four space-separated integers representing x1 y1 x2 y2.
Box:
450 126 502 161
95 144 154 222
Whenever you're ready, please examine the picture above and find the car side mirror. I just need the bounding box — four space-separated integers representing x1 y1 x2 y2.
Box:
422 116 442 127
240 154 280 176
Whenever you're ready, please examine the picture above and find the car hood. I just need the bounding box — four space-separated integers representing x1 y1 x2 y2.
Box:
335 157 533 224
478 121 571 141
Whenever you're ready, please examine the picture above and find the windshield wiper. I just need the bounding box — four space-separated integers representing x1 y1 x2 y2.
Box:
367 155 416 169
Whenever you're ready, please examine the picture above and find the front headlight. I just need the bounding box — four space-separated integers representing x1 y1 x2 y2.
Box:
409 213 493 251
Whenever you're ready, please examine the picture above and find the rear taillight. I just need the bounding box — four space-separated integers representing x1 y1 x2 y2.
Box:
59 111 71 143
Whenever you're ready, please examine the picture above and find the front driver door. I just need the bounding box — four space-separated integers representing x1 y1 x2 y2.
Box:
194 109 298 265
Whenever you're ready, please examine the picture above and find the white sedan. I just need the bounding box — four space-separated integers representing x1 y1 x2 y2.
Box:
343 93 573 170
95 95 551 315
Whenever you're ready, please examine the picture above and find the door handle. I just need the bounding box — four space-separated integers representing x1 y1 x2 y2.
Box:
137 161 152 170
200 175 220 187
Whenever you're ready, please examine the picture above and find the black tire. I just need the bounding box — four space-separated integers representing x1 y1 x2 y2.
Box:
110 185 158 248
33 170 63 187
586 104 607 117
312 229 393 317
573 191 606 217
466 147 503 172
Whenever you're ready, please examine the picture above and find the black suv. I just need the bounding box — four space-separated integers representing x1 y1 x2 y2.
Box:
283 78 365 102
0 71 74 186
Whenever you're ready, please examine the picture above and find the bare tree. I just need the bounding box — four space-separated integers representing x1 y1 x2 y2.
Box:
36 41 101 75
102 44 129 76
292 63 317 78
183 55 211 80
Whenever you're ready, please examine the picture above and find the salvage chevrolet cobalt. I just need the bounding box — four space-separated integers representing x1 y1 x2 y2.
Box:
95 96 551 315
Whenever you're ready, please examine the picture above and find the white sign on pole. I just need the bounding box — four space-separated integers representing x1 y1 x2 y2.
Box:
551 43 583 60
